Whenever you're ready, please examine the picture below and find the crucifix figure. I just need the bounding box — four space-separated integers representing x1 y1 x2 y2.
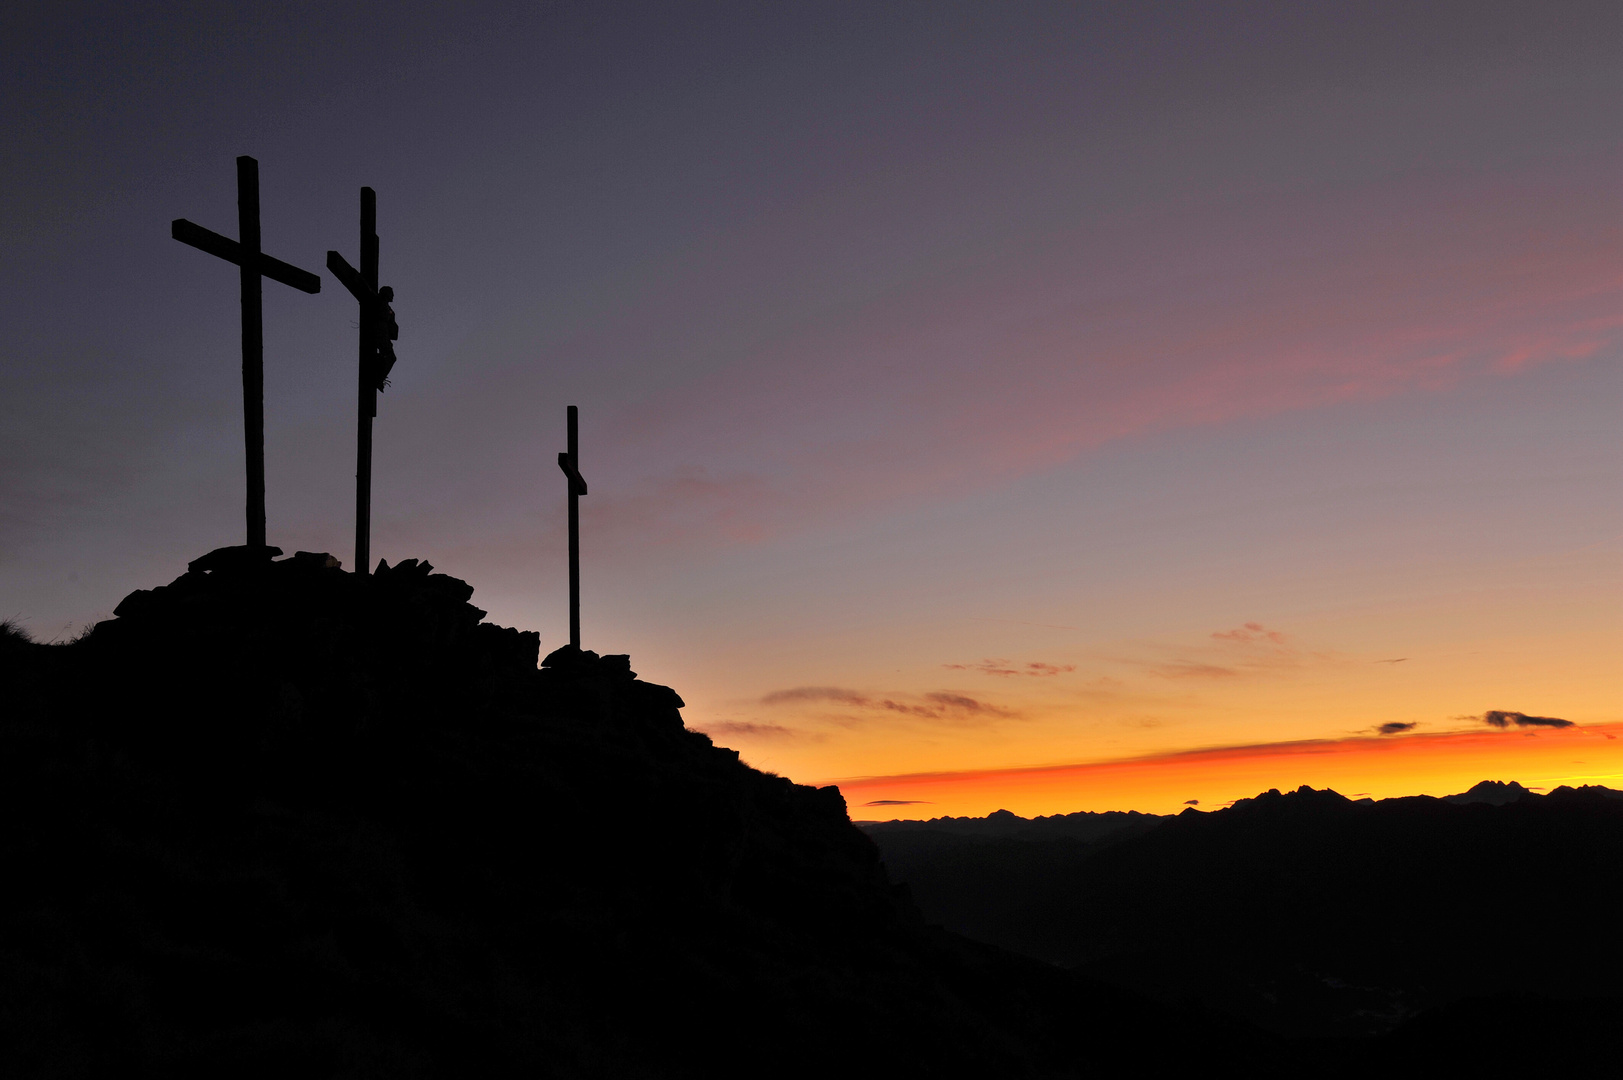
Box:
172 156 321 553
326 188 400 576
557 405 589 648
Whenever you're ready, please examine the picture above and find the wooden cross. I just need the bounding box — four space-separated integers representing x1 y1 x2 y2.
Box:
326 188 399 577
557 405 589 648
172 155 320 553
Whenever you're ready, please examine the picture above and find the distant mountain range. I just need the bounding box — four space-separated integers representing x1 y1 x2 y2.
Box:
859 778 1603 839
864 781 1623 1043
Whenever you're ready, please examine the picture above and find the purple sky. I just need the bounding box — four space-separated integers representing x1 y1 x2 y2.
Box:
4 2 1620 799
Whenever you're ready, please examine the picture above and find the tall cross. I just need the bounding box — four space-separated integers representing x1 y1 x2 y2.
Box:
556 405 589 648
326 188 399 576
172 155 320 552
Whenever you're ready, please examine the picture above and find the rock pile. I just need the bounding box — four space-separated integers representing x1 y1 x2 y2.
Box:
1 552 1252 1077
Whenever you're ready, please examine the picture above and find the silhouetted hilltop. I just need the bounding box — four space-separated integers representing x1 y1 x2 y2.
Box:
1437 778 1621 806
0 550 1264 1077
866 782 1623 1055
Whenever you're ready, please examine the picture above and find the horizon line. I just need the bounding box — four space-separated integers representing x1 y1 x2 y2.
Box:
814 721 1623 791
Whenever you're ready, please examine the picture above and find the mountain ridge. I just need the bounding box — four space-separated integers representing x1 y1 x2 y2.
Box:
0 549 1263 1077
859 777 1623 834
865 779 1623 1045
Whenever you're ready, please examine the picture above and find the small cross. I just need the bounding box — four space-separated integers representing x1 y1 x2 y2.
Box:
557 405 588 648
172 155 320 553
327 188 400 577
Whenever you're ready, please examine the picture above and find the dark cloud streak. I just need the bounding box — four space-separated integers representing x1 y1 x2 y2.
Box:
943 659 1076 677
762 687 869 706
762 686 1017 723
1479 710 1573 729
700 721 798 740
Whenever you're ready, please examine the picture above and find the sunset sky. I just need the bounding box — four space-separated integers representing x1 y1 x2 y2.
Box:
4 2 1619 817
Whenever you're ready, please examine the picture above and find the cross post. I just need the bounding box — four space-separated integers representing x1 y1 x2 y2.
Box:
327 188 397 576
557 405 588 648
172 156 320 552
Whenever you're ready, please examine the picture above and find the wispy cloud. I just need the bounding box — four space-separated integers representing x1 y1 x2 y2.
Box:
699 721 801 741
863 799 932 806
942 658 1077 677
762 686 869 706
1476 710 1574 730
761 686 1018 724
1212 622 1286 645
1377 722 1418 735
884 692 1015 720
1150 661 1240 680
821 721 1623 795
1133 621 1318 681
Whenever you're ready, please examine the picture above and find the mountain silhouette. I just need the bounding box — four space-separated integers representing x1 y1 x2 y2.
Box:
0 550 1270 1077
865 783 1623 1057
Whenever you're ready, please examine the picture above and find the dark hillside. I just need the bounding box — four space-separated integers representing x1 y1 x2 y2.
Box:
867 785 1623 1047
0 549 1263 1077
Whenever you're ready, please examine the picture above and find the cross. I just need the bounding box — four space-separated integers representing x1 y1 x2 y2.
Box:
172 155 320 553
557 405 589 648
326 188 400 577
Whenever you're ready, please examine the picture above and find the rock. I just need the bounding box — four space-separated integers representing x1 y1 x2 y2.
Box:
111 589 155 619
541 644 600 670
188 545 284 573
599 654 635 681
630 680 685 711
473 623 541 670
288 551 342 570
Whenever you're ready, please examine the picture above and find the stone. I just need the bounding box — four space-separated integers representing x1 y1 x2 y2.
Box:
541 644 599 670
188 545 284 574
599 654 636 681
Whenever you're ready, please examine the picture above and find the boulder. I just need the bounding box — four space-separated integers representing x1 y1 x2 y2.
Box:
187 545 283 573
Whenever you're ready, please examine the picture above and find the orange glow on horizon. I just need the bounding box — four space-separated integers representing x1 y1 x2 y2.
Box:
829 723 1623 820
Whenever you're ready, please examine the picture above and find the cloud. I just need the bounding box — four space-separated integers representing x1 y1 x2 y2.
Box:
1134 621 1320 682
1479 710 1574 729
1378 722 1418 735
762 686 1018 724
1212 622 1287 645
1184 799 1199 806
822 722 1618 792
822 718 1623 816
1150 661 1239 680
863 799 932 806
762 686 871 706
699 721 799 740
943 659 1077 677
880 693 1016 720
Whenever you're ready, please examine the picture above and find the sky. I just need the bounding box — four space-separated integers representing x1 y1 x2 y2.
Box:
3 1 1620 817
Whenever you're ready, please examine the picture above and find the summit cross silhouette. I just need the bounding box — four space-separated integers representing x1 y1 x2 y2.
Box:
171 156 321 554
557 405 588 648
326 188 400 576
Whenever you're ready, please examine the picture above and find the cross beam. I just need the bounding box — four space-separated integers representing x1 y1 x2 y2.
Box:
172 219 320 293
172 156 320 552
557 405 588 648
327 187 397 576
